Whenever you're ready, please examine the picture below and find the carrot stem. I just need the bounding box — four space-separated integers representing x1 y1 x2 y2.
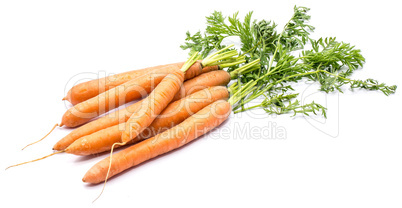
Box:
219 59 246 68
202 44 239 66
228 80 257 106
230 59 261 79
180 52 201 73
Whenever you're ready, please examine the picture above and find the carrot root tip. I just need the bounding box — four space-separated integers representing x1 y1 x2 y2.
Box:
21 123 59 150
5 150 65 170
92 141 126 203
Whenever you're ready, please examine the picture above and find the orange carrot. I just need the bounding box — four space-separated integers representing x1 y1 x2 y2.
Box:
172 70 231 102
64 64 164 105
61 57 233 128
89 58 197 196
115 52 204 148
65 86 229 155
82 100 231 184
64 61 219 105
65 44 239 106
119 69 185 143
200 65 219 74
60 62 200 128
5 54 201 170
54 99 141 150
5 87 229 170
137 86 229 140
53 70 229 150
26 45 238 150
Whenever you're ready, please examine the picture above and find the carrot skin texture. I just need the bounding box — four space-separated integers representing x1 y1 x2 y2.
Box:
61 70 169 127
66 123 127 155
61 63 202 128
200 65 219 74
120 69 185 143
54 100 140 150
54 70 226 150
172 70 231 102
82 100 231 184
64 61 211 105
64 67 149 105
137 86 229 140
65 86 229 155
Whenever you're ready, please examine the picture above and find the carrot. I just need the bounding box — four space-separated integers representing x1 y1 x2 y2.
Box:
60 63 200 128
5 53 200 170
53 101 141 151
65 86 229 155
137 86 229 140
61 45 239 128
53 70 230 150
113 52 205 149
82 100 231 184
172 70 231 102
63 64 164 105
23 68 172 148
23 45 239 150
200 65 219 74
86 56 200 200
64 62 219 105
119 69 185 143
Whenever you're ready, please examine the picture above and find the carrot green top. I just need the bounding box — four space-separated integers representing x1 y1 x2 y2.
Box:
180 52 201 72
182 7 397 118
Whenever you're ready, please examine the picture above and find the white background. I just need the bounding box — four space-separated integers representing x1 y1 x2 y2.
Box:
1 0 401 207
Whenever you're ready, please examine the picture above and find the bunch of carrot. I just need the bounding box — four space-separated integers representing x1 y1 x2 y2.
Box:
8 45 244 194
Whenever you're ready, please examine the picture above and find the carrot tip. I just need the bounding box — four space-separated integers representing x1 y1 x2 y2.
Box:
62 97 66 101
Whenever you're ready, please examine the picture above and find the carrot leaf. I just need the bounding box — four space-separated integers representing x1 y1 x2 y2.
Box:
182 5 397 117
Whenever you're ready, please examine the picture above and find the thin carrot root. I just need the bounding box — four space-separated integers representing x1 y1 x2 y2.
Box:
92 142 126 203
21 123 60 150
5 150 65 170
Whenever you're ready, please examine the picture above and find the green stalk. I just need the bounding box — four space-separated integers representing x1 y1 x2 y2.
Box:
228 80 257 106
181 52 201 72
230 59 261 79
266 10 299 73
234 102 265 114
206 51 239 66
201 44 238 66
228 82 238 93
219 59 246 68
233 67 394 112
